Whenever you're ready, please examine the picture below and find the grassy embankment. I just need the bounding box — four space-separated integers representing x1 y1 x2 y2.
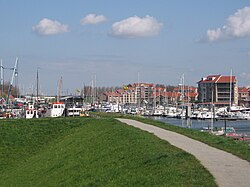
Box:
129 116 250 162
98 112 250 162
0 117 216 186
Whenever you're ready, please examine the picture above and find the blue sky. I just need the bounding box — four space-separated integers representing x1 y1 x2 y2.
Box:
1 0 250 95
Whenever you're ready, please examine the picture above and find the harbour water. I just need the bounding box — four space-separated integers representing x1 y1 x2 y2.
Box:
150 116 250 136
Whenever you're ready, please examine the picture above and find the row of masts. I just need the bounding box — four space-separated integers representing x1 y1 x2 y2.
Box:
0 58 235 109
56 75 98 104
0 58 19 105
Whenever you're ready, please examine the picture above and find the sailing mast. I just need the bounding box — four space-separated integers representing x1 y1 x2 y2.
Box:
180 74 185 115
91 78 94 104
57 76 63 102
94 75 96 104
229 68 233 109
211 86 214 131
179 73 185 127
36 68 39 102
153 84 156 113
15 60 19 98
6 58 18 105
137 72 140 108
0 59 3 98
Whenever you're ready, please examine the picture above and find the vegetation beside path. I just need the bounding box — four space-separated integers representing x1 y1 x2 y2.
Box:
128 116 250 162
0 117 216 186
99 113 250 162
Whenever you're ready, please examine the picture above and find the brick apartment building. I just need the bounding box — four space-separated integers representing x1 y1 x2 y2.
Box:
103 83 198 106
197 75 238 106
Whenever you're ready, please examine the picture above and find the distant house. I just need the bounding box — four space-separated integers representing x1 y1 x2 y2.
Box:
238 87 250 107
103 92 122 103
150 91 181 105
173 86 198 102
131 83 154 105
102 83 198 106
186 92 198 102
197 75 238 106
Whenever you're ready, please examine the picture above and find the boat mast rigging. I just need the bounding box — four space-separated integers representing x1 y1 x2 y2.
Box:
229 68 233 108
0 59 3 98
57 76 63 102
6 58 18 105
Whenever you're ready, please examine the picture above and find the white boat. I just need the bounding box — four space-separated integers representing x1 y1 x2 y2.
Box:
177 110 186 119
212 127 236 136
152 109 163 116
242 111 250 120
45 102 65 117
195 111 219 120
164 107 178 118
66 106 82 117
25 102 39 119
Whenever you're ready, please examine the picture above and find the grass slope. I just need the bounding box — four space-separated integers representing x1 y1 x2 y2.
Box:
121 115 250 162
0 117 216 186
0 117 86 174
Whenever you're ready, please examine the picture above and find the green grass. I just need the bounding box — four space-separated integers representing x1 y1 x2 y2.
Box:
93 112 250 161
0 117 216 186
117 114 250 162
0 117 86 173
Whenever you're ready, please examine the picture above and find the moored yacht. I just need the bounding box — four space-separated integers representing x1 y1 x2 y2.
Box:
242 111 250 120
45 102 65 117
66 106 82 117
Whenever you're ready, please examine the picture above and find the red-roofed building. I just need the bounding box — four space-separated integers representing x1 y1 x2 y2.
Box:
173 85 198 102
131 83 155 105
118 88 137 104
173 86 197 93
103 82 198 106
185 92 198 102
103 92 122 103
150 91 181 105
238 87 250 106
197 75 238 106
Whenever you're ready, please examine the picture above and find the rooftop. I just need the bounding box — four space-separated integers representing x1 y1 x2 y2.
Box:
198 75 236 83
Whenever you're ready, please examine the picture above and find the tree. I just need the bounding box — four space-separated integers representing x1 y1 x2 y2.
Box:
0 81 20 98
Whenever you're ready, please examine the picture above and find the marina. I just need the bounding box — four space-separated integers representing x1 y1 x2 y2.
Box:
149 116 250 137
2 2 250 187
0 59 249 142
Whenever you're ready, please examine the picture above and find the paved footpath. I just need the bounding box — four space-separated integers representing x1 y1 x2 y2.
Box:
117 118 250 187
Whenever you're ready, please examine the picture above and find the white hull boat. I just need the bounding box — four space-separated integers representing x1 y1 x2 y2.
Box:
45 102 65 117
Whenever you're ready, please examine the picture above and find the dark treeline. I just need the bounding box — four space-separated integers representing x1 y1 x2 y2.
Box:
0 83 176 99
82 85 176 97
80 85 176 103
79 86 121 103
82 86 122 97
165 85 176 91
0 81 20 98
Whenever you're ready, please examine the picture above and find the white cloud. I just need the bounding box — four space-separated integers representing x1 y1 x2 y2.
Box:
205 6 250 42
206 28 223 42
32 18 69 35
80 14 107 25
111 15 163 38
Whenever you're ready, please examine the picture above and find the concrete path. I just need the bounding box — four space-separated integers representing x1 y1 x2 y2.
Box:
117 118 250 187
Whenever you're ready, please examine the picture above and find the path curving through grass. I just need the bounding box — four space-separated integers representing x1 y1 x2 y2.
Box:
117 118 250 187
0 117 216 186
